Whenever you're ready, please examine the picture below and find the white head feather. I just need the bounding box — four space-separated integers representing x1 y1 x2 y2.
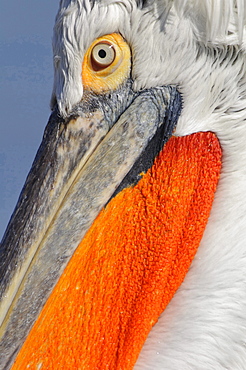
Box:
51 0 246 116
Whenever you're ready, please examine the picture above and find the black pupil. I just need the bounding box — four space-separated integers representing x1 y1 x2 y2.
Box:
98 49 107 59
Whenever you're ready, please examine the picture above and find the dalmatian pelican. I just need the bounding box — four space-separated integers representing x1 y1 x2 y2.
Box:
1 0 246 368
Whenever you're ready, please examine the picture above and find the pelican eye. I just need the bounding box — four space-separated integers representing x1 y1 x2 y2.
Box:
82 33 131 93
91 42 116 71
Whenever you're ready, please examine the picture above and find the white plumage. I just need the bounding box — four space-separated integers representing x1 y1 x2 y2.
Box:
52 0 246 368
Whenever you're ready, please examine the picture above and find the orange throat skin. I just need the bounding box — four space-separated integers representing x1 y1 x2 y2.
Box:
12 132 222 370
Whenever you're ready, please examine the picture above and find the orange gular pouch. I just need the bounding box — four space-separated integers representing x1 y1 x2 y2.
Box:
12 132 222 370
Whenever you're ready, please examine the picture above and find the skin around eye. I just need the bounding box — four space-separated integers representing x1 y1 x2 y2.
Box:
82 33 131 93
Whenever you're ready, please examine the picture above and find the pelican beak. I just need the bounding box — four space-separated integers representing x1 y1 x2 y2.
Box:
0 81 182 366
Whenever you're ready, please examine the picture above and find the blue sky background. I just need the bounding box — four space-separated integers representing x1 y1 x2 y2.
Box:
0 1 59 238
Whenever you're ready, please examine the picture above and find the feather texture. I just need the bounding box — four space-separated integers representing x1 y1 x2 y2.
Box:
50 0 246 368
51 0 246 115
174 0 246 43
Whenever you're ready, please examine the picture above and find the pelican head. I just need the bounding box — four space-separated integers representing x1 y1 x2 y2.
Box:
1 1 246 369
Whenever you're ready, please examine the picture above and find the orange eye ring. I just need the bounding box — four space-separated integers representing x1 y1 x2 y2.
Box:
82 33 131 93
